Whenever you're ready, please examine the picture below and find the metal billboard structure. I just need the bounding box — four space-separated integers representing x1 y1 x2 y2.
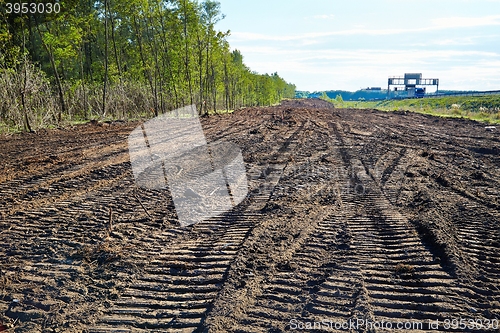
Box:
388 73 439 97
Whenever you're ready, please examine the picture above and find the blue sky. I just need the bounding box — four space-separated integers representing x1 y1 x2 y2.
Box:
215 0 500 92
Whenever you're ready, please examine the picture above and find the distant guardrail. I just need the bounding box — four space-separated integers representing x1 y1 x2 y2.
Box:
366 90 500 101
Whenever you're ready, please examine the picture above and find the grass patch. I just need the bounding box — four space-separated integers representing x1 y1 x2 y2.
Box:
394 263 416 279
322 94 500 124
0 122 23 134
207 109 235 116
72 241 123 265
395 263 415 274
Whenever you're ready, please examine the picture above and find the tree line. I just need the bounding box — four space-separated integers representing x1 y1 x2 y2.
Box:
0 0 296 131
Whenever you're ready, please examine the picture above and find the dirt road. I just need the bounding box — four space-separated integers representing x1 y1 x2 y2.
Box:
1 99 499 332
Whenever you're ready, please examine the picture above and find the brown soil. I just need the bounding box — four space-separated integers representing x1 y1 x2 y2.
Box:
0 99 499 332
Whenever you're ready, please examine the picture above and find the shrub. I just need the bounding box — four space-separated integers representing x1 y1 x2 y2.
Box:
0 63 59 132
395 263 415 275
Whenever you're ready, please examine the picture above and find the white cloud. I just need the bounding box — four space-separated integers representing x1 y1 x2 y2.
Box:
311 14 335 20
432 15 500 29
229 15 500 43
217 1 500 91
236 46 499 62
232 46 500 91
230 29 399 43
409 37 476 47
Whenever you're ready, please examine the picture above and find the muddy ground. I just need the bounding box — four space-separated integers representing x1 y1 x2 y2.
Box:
0 99 499 332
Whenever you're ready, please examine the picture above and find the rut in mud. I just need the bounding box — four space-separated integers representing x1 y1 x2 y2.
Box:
0 99 499 332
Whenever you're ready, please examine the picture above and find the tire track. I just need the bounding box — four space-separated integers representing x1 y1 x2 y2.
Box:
0 123 137 184
348 112 500 318
330 117 497 331
221 135 358 331
216 115 474 332
88 117 307 332
2 101 499 332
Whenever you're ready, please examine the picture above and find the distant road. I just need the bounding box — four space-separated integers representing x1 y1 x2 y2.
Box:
383 89 500 101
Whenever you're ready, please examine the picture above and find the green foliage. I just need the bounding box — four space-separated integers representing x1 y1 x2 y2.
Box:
0 0 295 130
300 89 388 100
319 92 345 107
339 95 500 124
295 90 310 99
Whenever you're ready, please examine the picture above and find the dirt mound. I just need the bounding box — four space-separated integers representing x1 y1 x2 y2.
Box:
280 98 334 109
0 100 499 332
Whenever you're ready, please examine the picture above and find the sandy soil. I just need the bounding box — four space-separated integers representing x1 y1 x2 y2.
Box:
0 99 499 332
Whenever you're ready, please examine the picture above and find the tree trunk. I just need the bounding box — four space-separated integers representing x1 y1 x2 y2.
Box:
36 23 66 122
133 16 157 117
21 48 32 132
182 0 193 105
102 0 109 117
108 0 122 79
223 57 229 112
